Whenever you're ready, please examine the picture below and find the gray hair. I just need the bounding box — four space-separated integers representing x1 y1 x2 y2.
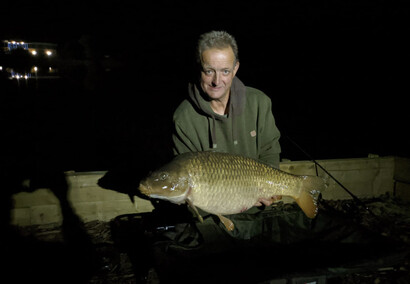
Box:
196 31 239 65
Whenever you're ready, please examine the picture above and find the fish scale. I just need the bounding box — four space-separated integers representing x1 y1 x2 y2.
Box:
187 152 300 215
139 151 326 231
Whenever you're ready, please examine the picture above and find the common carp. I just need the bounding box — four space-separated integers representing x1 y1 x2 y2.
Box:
139 151 325 231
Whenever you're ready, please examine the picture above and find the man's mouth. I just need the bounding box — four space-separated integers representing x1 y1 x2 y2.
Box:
209 85 222 90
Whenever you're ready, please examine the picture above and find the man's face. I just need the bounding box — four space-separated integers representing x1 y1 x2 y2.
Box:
200 47 239 102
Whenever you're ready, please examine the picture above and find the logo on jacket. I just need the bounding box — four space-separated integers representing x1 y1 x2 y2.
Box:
250 130 257 137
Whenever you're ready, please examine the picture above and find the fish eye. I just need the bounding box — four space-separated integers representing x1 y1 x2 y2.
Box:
159 172 168 180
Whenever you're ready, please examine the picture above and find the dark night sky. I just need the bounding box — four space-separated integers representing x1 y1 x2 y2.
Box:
1 1 409 172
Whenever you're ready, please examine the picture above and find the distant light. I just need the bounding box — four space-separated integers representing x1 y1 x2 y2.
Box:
0 66 2 71
31 50 37 55
24 75 28 80
45 50 53 56
34 66 38 72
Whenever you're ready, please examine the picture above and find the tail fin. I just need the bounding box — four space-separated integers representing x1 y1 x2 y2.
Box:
295 176 326 218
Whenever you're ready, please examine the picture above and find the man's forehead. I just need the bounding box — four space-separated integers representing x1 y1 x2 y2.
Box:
201 48 236 67
202 47 234 58
202 62 234 69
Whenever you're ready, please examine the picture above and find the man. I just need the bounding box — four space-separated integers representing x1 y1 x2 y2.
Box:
172 30 281 208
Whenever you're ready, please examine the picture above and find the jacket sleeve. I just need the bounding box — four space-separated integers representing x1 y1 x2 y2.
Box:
172 121 198 155
258 97 281 168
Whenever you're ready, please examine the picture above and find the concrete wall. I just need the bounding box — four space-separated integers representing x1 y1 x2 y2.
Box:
394 157 410 201
11 172 154 227
280 156 396 200
10 156 410 227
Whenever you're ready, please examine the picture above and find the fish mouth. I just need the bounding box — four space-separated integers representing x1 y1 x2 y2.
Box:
138 182 190 205
138 183 151 196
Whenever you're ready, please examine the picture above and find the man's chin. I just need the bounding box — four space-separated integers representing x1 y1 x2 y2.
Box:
205 89 226 100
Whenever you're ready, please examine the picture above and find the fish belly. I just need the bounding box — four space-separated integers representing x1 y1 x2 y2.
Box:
192 185 262 215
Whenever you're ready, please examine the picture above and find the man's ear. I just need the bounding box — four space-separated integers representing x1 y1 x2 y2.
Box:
233 61 240 76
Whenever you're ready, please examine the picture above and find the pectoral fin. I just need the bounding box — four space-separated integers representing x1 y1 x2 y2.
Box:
217 214 235 231
186 199 203 223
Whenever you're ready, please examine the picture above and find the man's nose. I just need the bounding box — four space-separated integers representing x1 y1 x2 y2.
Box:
212 72 221 86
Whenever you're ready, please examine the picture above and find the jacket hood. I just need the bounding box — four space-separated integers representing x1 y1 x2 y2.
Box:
187 76 246 120
187 77 246 149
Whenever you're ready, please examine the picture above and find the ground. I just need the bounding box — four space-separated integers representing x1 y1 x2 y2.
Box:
5 194 410 283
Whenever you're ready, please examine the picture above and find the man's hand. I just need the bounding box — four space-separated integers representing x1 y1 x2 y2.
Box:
255 195 282 207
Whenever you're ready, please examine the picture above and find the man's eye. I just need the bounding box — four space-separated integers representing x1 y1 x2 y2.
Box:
223 70 231 75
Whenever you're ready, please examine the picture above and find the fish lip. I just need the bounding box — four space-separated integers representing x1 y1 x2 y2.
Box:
139 183 151 196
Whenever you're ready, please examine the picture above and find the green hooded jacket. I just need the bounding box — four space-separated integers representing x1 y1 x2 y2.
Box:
172 77 281 168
